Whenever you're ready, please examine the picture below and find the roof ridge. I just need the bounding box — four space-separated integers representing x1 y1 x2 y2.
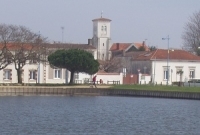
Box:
150 49 159 59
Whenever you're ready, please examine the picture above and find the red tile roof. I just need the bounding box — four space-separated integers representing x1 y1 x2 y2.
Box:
110 42 149 51
134 42 149 51
110 43 132 51
0 43 96 50
132 49 200 61
46 43 96 50
92 17 111 22
0 43 37 50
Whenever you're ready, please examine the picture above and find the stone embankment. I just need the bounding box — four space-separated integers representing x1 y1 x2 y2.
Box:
0 86 200 100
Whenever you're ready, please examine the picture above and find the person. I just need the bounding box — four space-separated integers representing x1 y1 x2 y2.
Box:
92 75 97 88
100 79 103 84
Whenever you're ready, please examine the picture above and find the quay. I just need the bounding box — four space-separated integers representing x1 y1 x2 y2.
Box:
0 86 200 100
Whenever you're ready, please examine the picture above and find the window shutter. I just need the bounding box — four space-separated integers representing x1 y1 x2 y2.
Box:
3 70 5 79
48 67 53 79
35 70 37 80
60 69 62 78
63 70 66 79
33 70 36 80
29 70 30 80
9 69 12 80
21 70 24 82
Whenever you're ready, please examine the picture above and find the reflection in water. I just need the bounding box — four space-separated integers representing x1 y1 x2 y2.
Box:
0 96 200 135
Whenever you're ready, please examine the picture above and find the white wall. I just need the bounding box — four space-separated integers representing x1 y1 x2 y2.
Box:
93 20 111 61
96 73 123 84
138 73 151 84
96 21 111 38
152 60 200 85
74 72 91 84
0 63 38 84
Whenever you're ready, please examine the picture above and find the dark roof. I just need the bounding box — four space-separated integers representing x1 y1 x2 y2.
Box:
92 17 111 22
132 49 200 61
126 51 147 57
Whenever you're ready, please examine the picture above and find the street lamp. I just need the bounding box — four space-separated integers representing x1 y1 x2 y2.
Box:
162 35 170 85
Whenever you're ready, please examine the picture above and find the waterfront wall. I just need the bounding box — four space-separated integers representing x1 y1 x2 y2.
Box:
0 87 200 100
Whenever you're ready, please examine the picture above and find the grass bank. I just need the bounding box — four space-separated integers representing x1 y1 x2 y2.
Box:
110 84 200 93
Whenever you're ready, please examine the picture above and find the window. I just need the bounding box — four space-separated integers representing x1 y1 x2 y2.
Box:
101 26 104 31
105 26 107 31
4 70 11 80
103 43 104 46
123 68 127 77
74 72 79 79
29 70 36 80
29 59 37 64
163 69 169 80
54 69 61 79
189 70 195 79
102 54 104 60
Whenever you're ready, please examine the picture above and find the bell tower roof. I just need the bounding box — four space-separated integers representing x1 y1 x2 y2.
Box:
92 17 111 22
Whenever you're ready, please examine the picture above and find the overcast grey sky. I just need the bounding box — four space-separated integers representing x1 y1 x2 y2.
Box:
1 0 200 49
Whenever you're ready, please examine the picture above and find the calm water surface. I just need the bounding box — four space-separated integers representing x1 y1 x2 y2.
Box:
0 96 200 135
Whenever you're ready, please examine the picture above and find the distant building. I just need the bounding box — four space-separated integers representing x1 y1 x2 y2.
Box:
131 49 200 85
91 17 112 61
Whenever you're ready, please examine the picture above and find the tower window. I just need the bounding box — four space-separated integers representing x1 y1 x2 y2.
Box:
103 43 104 46
105 26 107 31
101 26 104 31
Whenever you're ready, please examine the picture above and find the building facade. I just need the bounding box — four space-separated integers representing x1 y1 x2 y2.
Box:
92 17 112 61
0 16 124 84
132 49 200 85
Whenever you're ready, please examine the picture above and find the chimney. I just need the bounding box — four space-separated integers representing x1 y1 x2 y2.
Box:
116 43 119 50
142 41 145 46
88 39 92 45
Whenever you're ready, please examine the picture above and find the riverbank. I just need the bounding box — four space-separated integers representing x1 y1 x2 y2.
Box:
1 86 200 100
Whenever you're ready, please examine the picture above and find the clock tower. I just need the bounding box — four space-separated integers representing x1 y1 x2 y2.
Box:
92 16 112 60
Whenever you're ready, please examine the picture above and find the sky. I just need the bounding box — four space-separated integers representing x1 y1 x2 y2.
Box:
0 0 200 49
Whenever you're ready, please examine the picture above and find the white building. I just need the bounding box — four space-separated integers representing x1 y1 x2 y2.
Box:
0 16 123 84
92 17 112 61
132 49 200 85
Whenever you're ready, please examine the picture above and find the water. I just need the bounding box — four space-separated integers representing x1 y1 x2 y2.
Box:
0 96 200 135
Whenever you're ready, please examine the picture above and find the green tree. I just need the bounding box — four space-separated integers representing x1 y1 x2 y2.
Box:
138 46 146 51
148 46 157 51
48 49 99 84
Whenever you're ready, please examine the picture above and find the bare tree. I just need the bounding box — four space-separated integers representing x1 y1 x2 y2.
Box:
0 46 12 70
0 24 13 70
182 10 200 56
100 57 123 73
0 24 47 83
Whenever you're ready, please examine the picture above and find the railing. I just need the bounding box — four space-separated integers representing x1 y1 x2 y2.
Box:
184 82 200 87
74 80 82 84
107 81 120 85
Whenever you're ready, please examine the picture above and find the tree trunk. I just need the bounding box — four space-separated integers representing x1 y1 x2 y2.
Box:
69 70 74 84
179 74 183 87
17 68 22 84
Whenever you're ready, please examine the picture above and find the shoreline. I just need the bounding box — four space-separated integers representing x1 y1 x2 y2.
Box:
0 86 200 100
